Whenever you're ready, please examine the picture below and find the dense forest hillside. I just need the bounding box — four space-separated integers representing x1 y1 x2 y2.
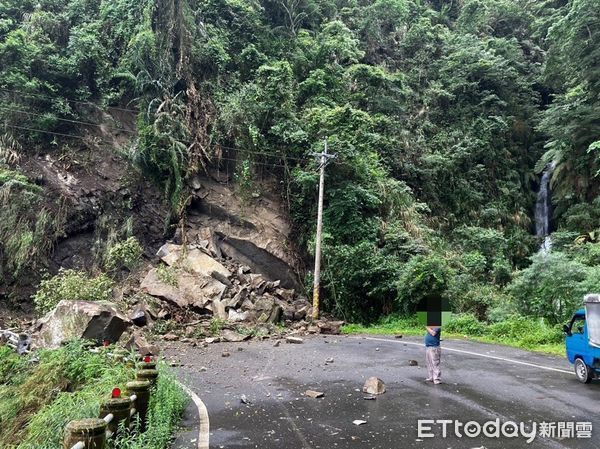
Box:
1 0 599 326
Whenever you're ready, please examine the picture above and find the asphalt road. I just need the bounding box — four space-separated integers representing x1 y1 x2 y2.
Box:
166 335 600 449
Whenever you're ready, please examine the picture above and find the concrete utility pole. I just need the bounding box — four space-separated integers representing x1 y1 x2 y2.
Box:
312 140 336 320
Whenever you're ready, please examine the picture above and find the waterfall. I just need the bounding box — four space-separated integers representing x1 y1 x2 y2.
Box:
535 162 556 253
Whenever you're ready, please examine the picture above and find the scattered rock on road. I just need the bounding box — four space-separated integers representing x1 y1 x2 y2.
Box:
408 359 418 366
363 377 386 395
305 390 324 398
221 329 250 342
286 336 304 344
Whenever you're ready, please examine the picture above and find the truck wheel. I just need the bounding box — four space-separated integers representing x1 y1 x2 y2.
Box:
575 358 592 384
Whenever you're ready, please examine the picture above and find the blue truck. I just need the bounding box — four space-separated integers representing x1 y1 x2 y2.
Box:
564 294 600 383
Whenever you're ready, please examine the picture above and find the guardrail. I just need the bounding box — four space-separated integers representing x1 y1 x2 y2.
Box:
64 356 158 449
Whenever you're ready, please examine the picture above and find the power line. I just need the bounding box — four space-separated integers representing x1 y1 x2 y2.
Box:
216 143 309 163
0 106 137 135
0 87 140 113
2 123 307 170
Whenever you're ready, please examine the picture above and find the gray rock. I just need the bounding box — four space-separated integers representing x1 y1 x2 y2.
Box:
141 268 226 309
35 300 131 349
156 243 231 279
305 390 324 398
362 377 386 395
228 309 249 322
286 336 304 344
124 330 160 356
221 329 250 342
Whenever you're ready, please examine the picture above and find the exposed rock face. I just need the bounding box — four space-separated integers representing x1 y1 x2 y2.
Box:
35 300 131 349
181 175 303 290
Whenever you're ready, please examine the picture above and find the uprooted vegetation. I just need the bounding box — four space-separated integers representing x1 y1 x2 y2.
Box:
0 341 186 449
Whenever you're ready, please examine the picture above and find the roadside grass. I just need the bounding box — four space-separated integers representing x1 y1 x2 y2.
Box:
343 314 566 357
0 341 188 449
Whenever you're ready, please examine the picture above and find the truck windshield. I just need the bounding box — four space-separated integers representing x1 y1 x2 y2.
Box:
586 302 600 347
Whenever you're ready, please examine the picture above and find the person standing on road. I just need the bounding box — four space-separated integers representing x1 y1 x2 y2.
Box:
425 326 442 384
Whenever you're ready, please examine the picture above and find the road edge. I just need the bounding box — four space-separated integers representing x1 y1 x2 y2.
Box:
176 380 210 449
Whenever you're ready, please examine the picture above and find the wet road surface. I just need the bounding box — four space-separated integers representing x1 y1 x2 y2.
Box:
167 335 600 449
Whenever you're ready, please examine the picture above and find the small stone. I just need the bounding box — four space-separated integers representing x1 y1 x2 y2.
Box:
199 366 208 372
237 347 244 351
408 359 418 366
222 351 231 358
305 390 324 398
163 333 179 341
240 394 251 405
395 334 403 339
286 336 304 344
325 357 334 364
363 396 376 400
363 377 386 395
353 420 367 426
273 341 281 347
375 347 380 352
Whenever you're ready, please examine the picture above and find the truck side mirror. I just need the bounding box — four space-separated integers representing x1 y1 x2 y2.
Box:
563 324 572 336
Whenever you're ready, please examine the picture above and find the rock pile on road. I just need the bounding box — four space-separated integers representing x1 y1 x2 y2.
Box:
140 241 314 326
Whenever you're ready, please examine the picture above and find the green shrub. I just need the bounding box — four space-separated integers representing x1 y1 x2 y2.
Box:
507 251 600 324
0 341 134 448
33 269 114 314
487 316 563 346
105 236 144 272
323 241 402 323
157 264 178 287
445 313 486 335
396 254 453 313
115 368 188 449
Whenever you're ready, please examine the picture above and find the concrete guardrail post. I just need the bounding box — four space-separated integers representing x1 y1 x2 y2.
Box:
99 397 131 437
136 369 159 387
126 380 151 430
137 360 157 370
63 418 107 449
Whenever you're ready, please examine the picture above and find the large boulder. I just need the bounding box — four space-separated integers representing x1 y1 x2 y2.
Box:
156 243 231 279
35 300 131 349
140 268 226 309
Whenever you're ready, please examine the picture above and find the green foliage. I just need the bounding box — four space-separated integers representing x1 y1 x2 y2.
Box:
115 369 187 449
209 317 226 335
0 341 186 449
105 236 144 272
487 316 564 347
156 264 178 287
0 341 133 448
33 268 114 314
396 255 453 313
445 314 486 336
0 167 64 282
507 252 600 324
323 241 402 323
2 0 600 331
